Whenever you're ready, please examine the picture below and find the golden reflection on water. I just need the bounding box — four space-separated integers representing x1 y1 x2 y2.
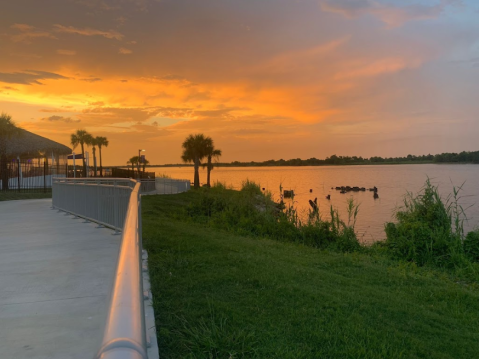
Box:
156 164 479 244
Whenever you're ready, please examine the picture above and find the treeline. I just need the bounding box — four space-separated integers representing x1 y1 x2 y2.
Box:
213 151 479 167
151 150 479 168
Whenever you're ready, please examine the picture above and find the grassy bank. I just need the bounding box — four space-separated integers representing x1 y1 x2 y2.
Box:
0 190 52 201
143 187 479 359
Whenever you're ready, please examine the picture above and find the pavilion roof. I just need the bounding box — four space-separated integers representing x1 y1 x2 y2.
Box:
5 129 71 158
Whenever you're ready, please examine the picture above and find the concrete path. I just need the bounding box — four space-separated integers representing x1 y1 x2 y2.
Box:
0 199 121 359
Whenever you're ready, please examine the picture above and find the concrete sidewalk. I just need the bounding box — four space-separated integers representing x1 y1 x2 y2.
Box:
0 199 121 359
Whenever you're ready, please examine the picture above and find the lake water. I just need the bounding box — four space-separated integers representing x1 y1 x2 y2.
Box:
154 164 479 243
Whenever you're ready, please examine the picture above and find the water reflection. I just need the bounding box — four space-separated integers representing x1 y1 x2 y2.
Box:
156 164 479 243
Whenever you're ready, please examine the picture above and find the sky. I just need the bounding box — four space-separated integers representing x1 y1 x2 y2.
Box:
0 0 478 165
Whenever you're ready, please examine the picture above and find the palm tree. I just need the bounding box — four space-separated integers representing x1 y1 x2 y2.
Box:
129 156 139 176
70 130 92 177
142 159 150 173
126 159 132 176
0 113 22 190
86 136 98 177
95 136 109 177
204 141 222 187
181 134 211 189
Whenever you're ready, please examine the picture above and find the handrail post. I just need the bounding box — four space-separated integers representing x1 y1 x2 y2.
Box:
113 180 120 233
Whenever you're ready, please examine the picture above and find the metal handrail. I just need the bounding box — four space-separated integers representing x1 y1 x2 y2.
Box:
155 177 191 194
96 181 147 359
51 178 148 359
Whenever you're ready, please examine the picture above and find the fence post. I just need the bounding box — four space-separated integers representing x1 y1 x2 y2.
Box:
17 158 20 193
43 161 46 193
114 180 120 233
138 194 142 246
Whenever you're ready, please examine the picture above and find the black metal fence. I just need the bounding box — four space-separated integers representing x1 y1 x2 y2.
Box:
0 159 65 192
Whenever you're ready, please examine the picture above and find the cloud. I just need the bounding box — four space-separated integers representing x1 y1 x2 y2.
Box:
41 115 80 123
39 108 68 113
79 106 163 125
116 16 128 26
9 23 56 43
156 107 193 119
72 0 119 11
0 70 68 85
193 107 247 119
80 77 102 82
57 49 77 56
250 37 349 76
184 89 212 102
450 56 479 68
160 74 185 81
72 0 157 11
320 0 461 27
54 24 124 40
335 57 423 79
9 52 43 59
119 47 132 55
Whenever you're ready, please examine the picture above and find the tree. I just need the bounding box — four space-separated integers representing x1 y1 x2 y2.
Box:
86 136 98 177
129 156 139 175
142 159 150 173
181 134 211 189
95 136 109 177
204 141 222 187
70 130 92 177
0 113 22 190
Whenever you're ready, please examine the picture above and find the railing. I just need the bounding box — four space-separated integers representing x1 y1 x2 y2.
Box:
155 177 191 194
52 178 148 359
52 178 134 230
140 179 156 193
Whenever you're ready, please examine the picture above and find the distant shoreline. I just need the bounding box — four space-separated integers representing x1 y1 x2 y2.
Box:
111 161 479 168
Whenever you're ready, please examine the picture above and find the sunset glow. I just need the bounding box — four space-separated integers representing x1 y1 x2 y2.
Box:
1 0 478 164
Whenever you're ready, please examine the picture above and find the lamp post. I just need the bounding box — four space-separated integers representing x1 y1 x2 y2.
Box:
138 149 145 179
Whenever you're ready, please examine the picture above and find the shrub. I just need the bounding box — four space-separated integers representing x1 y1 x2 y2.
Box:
384 179 474 268
184 180 360 253
464 230 479 262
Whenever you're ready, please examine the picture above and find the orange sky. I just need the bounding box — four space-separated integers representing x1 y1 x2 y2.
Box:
1 0 478 165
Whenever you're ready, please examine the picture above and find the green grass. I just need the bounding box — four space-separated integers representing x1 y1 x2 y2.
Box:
0 190 52 201
143 191 479 359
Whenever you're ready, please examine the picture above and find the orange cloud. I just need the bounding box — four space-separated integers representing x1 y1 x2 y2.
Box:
9 23 57 43
118 48 132 55
57 50 77 56
335 57 423 79
54 25 124 40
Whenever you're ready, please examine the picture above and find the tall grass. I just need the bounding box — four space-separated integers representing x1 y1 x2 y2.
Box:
185 180 360 252
384 178 479 271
